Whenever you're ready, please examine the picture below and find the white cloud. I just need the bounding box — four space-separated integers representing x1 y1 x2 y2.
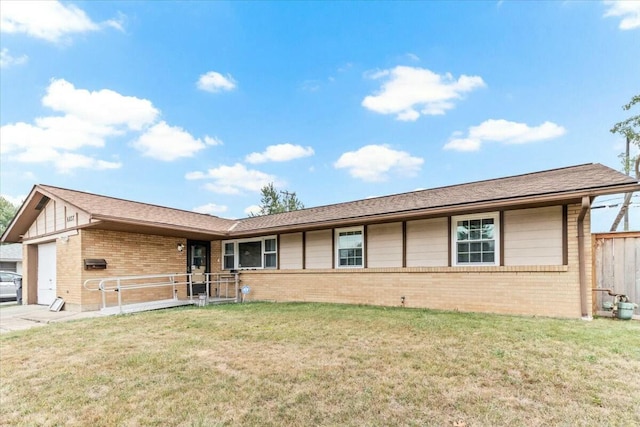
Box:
0 48 27 68
245 143 315 164
185 163 279 195
192 203 228 215
469 119 566 143
197 71 237 93
50 153 121 173
243 205 261 216
0 194 26 206
185 171 206 180
0 0 122 43
604 1 640 30
443 119 566 151
334 144 424 182
442 138 482 152
132 121 207 161
0 79 159 172
43 79 158 131
1 115 114 154
10 148 121 173
2 78 221 173
204 136 223 146
406 53 420 62
362 66 485 121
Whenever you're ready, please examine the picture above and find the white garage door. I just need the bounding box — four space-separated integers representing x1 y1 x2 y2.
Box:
38 242 57 305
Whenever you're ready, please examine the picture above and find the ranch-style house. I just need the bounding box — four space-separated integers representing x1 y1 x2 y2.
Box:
2 163 638 318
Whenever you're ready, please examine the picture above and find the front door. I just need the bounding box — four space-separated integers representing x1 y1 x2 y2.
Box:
187 241 210 296
37 242 57 305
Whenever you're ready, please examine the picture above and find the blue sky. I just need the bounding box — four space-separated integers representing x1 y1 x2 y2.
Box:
1 0 639 232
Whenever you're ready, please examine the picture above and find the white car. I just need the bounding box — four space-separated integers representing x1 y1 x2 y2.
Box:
0 271 21 301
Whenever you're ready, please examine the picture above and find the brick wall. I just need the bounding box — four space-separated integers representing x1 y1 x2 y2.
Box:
20 202 592 317
78 230 188 311
210 240 222 274
237 266 579 317
223 203 592 318
57 234 82 310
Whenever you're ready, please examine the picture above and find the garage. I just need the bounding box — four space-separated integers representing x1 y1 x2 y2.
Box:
37 242 56 306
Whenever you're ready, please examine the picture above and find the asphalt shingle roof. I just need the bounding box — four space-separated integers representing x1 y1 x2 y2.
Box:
37 185 237 234
0 243 22 260
231 163 639 232
3 163 637 242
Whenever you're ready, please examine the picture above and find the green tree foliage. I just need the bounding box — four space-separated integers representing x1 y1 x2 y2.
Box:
610 94 640 177
0 196 19 235
609 94 639 231
251 183 304 216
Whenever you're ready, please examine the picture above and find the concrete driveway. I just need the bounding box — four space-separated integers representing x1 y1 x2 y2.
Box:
0 303 104 334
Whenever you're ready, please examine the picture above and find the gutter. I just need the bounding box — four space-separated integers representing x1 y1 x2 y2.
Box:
230 186 639 238
89 215 230 238
577 196 591 320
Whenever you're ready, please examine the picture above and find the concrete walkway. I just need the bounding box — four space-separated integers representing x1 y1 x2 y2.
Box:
0 303 105 334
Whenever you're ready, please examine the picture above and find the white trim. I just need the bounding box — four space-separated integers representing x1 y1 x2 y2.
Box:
22 230 78 245
335 226 365 269
221 235 278 270
451 212 500 266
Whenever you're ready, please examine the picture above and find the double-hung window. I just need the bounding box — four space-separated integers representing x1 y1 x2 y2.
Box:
223 242 235 270
452 213 499 266
335 227 364 268
264 238 277 268
222 236 277 270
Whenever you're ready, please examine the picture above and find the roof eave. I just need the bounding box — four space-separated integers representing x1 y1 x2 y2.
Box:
1 185 42 243
227 183 640 237
89 215 230 239
1 185 95 243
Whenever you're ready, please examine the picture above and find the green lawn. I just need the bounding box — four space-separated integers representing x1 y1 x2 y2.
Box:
1 303 639 426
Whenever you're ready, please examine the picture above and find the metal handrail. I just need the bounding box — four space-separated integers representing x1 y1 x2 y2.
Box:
204 273 240 302
83 273 191 313
83 272 239 313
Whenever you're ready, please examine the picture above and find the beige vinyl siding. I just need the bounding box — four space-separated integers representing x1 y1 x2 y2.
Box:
279 232 303 269
504 206 563 266
406 218 448 267
305 230 332 269
367 222 403 268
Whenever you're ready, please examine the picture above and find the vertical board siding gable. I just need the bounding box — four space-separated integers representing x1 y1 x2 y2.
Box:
26 199 90 239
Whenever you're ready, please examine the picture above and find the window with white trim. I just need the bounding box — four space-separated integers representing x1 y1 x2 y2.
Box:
452 213 500 266
223 242 234 270
264 238 277 268
222 236 277 270
335 227 364 268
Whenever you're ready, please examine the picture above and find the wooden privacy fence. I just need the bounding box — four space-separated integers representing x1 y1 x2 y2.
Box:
593 231 640 318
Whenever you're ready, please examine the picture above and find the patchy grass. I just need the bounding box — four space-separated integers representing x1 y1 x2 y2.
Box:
1 303 639 426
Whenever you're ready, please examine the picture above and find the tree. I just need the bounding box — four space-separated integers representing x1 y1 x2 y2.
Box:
0 196 19 236
609 94 640 231
251 183 304 216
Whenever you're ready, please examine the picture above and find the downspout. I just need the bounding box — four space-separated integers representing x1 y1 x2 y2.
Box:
577 196 591 320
